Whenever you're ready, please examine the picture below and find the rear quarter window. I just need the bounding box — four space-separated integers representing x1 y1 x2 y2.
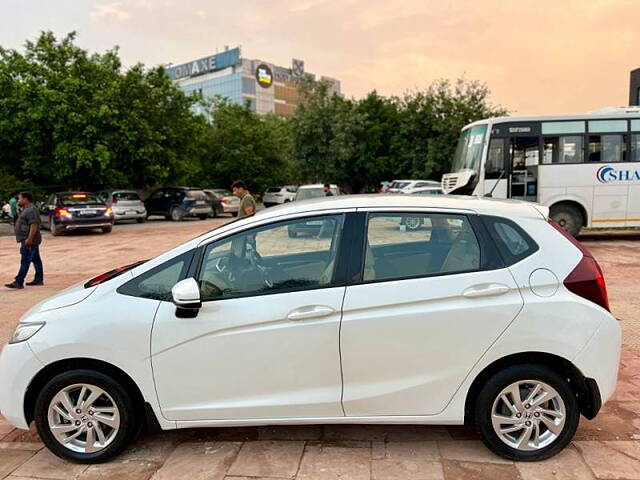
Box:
482 216 539 265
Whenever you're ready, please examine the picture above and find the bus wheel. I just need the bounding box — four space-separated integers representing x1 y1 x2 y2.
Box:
550 203 583 237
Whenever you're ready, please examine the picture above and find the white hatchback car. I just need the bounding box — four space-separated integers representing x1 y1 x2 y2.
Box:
0 195 621 463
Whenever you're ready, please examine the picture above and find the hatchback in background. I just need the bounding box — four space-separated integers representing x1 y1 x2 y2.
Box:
97 190 147 223
144 187 212 221
387 179 440 194
294 184 340 201
1 195 620 463
40 192 114 236
406 186 444 196
263 186 297 207
203 189 240 217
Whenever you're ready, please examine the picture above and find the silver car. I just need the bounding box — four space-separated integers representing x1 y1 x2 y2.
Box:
98 190 147 223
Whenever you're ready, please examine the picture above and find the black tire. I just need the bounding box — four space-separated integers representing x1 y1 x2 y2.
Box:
550 203 583 237
404 217 423 231
34 369 139 464
198 214 208 220
102 226 112 234
474 364 579 462
288 228 297 238
232 211 238 217
50 218 61 236
170 207 183 222
136 217 145 224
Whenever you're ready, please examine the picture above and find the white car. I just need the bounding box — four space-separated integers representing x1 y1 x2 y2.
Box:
294 184 340 201
0 195 621 463
263 186 297 207
386 179 440 194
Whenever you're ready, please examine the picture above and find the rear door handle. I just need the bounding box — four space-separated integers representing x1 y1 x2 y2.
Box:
463 283 511 298
287 305 336 321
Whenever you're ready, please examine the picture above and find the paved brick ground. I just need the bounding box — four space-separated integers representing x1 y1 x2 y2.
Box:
0 218 639 479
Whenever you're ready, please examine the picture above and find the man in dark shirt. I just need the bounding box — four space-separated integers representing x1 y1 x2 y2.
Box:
5 192 44 289
323 184 334 196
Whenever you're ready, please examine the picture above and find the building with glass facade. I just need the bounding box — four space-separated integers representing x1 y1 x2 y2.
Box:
630 68 640 106
166 47 341 116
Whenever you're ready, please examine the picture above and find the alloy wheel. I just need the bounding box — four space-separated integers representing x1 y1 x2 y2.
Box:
47 383 121 454
490 380 566 451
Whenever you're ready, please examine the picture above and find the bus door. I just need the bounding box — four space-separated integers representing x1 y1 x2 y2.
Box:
508 137 539 202
482 136 509 198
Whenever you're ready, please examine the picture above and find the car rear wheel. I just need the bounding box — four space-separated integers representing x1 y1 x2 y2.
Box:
49 217 61 236
34 370 138 463
474 364 579 461
136 218 145 224
170 207 183 222
101 226 112 234
198 214 208 220
404 216 423 231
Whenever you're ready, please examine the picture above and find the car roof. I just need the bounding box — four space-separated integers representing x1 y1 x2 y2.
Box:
408 186 443 191
298 184 339 189
249 194 546 223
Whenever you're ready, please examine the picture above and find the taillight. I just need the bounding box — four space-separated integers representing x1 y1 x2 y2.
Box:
53 207 71 218
105 207 113 216
221 198 230 204
84 260 146 288
549 220 610 312
112 198 118 205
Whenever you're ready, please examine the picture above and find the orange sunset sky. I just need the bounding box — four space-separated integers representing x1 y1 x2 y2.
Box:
2 0 639 115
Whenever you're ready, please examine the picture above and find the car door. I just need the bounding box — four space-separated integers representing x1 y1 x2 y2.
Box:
151 213 350 421
145 189 163 214
40 194 56 225
340 209 524 416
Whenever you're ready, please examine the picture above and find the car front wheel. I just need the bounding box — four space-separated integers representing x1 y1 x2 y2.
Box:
474 364 579 461
34 370 138 463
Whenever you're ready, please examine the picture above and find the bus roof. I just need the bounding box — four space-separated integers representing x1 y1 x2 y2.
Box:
463 106 640 130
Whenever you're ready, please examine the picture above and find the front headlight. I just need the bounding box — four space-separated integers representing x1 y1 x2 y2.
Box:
10 322 45 344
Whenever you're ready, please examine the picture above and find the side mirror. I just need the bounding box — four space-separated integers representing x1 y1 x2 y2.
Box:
171 278 201 318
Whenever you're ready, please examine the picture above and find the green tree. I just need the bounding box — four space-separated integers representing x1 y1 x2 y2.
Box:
0 31 208 190
192 98 294 195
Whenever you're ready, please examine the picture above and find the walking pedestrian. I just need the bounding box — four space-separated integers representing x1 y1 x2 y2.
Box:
5 192 44 289
231 180 256 218
8 193 18 225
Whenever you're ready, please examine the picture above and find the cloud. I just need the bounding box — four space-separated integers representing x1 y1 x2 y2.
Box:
90 2 130 22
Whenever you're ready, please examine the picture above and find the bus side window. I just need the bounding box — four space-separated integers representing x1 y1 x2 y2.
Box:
632 134 640 162
543 136 584 164
485 138 505 178
588 135 627 163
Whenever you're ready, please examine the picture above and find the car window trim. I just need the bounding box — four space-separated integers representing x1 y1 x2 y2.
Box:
193 212 349 302
347 209 501 286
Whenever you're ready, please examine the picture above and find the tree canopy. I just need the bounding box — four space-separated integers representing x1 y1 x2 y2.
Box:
0 32 507 197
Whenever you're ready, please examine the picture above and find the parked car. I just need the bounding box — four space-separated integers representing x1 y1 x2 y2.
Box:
263 186 297 207
387 179 440 194
144 187 212 221
97 190 147 223
294 184 340 201
203 189 240 217
40 192 114 236
0 195 621 463
406 186 444 196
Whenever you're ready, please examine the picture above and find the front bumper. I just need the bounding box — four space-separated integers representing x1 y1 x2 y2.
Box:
573 315 622 407
0 341 43 429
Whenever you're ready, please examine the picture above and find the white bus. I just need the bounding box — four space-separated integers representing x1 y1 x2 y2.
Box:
441 107 640 235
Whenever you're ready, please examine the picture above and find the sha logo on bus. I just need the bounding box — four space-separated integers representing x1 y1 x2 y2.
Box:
597 165 640 183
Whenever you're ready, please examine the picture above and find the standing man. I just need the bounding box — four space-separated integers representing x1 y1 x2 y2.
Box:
323 184 334 196
8 192 18 225
231 180 256 218
5 192 44 289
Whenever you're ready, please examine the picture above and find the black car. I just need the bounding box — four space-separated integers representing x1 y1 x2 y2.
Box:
40 192 114 236
144 187 212 221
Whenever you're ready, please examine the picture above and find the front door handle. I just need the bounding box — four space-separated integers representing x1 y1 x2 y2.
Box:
463 283 511 298
287 305 336 321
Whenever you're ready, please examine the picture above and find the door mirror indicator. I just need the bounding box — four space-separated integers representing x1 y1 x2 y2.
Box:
171 278 202 318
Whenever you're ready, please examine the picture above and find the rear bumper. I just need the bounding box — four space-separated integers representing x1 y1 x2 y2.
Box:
220 204 239 213
114 209 146 221
57 221 113 230
573 315 622 408
0 341 43 429
185 207 212 217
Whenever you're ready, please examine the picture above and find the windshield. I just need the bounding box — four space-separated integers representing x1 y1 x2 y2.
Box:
391 182 410 189
59 193 103 205
450 124 487 174
114 192 140 201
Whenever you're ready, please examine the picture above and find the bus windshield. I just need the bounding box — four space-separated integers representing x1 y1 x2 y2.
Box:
450 124 487 174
